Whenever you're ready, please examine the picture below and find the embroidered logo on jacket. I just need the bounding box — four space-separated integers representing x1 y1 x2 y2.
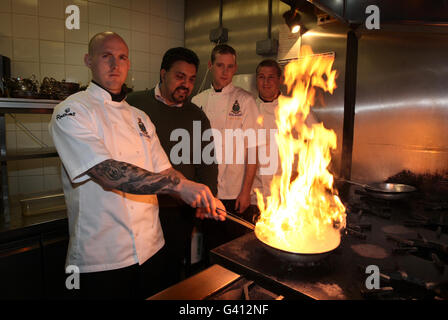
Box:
56 108 76 120
228 100 242 117
137 117 151 139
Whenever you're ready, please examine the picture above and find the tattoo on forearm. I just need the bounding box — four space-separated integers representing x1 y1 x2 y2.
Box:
89 159 180 195
97 161 127 181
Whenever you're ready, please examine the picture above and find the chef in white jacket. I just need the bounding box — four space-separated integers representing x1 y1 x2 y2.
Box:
192 44 260 251
49 32 225 299
252 59 319 206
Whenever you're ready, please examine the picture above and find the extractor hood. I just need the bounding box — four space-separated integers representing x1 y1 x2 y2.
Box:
281 0 448 25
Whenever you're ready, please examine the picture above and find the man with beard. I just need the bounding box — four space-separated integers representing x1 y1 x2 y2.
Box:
127 47 220 287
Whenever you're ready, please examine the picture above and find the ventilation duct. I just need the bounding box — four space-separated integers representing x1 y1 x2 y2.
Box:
281 0 448 26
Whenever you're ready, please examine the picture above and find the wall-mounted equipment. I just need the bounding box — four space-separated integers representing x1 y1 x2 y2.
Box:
209 0 228 43
256 0 278 56
281 0 310 35
308 0 448 25
317 13 338 25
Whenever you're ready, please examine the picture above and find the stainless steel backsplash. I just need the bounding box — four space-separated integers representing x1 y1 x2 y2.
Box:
304 24 448 183
186 0 448 183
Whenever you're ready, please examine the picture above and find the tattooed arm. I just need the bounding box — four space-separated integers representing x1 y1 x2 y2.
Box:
88 159 179 194
87 159 225 220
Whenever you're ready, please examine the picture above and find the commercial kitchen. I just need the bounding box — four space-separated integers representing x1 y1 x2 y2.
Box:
0 0 448 301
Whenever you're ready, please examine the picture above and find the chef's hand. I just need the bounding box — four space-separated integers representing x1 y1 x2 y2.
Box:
195 199 226 221
175 179 215 210
235 190 250 214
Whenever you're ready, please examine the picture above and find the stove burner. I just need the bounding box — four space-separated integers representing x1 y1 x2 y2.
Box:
349 192 396 219
381 224 412 235
360 268 448 300
386 233 448 273
351 244 389 259
345 222 371 239
404 214 448 236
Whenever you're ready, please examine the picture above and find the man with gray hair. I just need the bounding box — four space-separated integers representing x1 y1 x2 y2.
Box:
49 32 225 299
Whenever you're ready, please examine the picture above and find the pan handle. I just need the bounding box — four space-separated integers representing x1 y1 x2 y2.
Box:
337 178 367 189
337 178 385 193
216 208 255 230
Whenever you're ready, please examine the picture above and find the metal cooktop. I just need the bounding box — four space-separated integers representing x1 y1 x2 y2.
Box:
210 186 448 300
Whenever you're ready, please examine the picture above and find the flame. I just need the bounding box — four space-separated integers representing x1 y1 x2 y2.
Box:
255 46 346 254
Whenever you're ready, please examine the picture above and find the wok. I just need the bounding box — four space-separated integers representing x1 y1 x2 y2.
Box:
217 208 338 265
339 179 417 200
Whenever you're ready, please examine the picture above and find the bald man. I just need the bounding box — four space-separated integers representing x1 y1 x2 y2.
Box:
49 32 225 299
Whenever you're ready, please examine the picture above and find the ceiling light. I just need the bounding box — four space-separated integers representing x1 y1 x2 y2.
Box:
291 25 300 33
283 8 301 33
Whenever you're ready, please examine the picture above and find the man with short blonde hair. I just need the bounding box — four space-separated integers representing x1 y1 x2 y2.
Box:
192 44 260 251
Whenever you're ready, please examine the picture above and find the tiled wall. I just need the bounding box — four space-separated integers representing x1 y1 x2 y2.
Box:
0 0 185 202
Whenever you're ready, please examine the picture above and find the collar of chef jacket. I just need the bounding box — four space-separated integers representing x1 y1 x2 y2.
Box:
256 95 319 128
90 80 128 102
256 96 278 116
210 82 235 94
86 82 128 108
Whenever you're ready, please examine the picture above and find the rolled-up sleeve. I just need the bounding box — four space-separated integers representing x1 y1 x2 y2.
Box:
49 101 111 184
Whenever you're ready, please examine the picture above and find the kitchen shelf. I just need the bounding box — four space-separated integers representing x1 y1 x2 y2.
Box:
0 97 61 111
0 98 61 225
1 147 58 161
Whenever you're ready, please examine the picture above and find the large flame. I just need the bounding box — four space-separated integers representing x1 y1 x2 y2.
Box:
255 46 346 254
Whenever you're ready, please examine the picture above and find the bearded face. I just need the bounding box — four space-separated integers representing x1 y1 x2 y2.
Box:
160 61 197 105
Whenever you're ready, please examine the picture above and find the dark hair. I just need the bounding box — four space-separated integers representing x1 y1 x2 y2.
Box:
256 59 282 78
210 44 236 63
160 47 200 72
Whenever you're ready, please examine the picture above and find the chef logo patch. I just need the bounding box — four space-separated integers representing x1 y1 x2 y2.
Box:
137 117 151 139
228 100 242 117
56 108 76 120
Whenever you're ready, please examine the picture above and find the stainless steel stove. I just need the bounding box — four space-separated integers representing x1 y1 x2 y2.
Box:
210 174 448 300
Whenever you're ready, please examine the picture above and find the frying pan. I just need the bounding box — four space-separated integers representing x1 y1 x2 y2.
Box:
217 208 339 264
339 179 417 200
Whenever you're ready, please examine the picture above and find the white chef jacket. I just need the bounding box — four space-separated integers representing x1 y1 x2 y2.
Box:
192 83 260 199
251 97 280 205
49 82 172 273
251 96 320 205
